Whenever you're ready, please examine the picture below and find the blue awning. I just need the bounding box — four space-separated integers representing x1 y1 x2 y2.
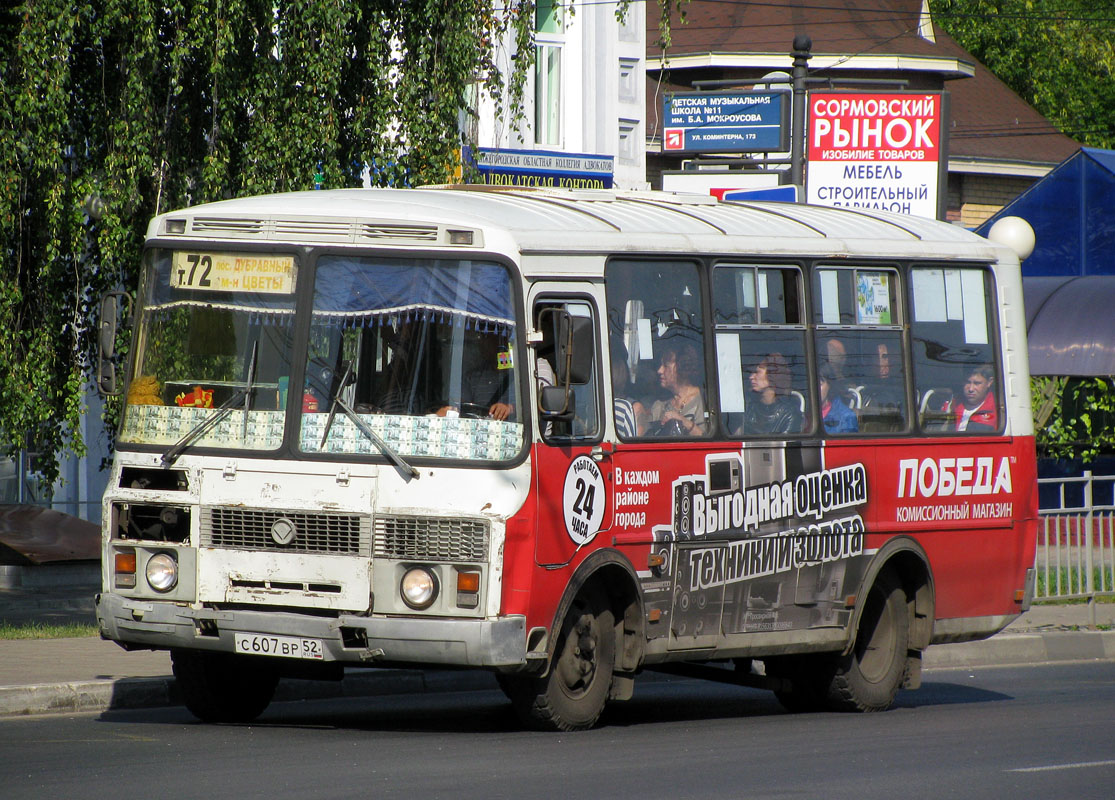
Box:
980 148 1115 277
1024 276 1115 376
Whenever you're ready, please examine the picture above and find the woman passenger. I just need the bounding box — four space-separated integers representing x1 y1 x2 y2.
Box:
647 342 706 436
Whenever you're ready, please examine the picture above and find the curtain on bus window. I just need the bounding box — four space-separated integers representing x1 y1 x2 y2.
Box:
312 258 513 333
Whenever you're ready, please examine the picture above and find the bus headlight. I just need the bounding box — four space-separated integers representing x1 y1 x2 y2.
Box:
400 567 438 610
145 553 178 592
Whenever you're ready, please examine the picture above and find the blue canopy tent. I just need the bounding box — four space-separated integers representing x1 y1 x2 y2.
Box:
976 148 1115 378
978 148 1115 278
983 150 1115 493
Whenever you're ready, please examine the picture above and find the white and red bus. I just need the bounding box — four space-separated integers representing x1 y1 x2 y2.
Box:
96 187 1037 729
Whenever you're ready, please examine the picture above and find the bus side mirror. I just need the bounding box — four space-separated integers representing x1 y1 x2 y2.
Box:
540 384 574 420
555 312 594 385
97 291 131 396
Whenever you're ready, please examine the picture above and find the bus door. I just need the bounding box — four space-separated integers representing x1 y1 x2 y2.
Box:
529 290 612 567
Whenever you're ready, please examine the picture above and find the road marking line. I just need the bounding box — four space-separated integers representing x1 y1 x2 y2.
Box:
1008 759 1115 773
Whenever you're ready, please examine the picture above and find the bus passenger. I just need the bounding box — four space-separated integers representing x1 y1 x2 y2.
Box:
738 352 802 435
943 364 997 432
610 339 647 437
819 363 858 434
862 341 904 413
647 342 706 436
823 337 848 381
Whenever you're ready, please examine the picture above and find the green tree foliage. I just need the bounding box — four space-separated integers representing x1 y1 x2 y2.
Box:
0 0 528 486
1032 376 1115 462
0 1 686 488
931 0 1115 148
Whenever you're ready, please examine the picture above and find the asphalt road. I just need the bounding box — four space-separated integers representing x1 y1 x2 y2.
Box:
2 661 1112 800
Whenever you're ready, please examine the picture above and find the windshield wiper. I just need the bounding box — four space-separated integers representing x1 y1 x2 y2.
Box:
161 342 258 467
319 361 419 482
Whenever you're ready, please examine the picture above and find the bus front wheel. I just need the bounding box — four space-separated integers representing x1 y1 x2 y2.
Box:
171 649 279 723
503 586 616 731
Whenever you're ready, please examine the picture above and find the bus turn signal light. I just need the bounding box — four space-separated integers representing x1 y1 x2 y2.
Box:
456 570 480 608
114 550 137 589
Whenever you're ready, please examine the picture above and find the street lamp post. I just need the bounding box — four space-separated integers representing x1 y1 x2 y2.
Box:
789 34 813 192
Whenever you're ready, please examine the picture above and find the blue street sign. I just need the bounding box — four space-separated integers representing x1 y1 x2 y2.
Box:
721 185 800 203
663 92 790 154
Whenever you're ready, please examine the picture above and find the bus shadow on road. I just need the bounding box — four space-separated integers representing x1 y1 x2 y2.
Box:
892 679 1013 709
96 675 1012 733
280 676 1010 732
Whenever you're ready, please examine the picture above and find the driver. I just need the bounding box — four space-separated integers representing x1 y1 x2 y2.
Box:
436 334 515 420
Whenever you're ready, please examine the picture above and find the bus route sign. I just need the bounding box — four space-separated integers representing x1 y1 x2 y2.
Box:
662 91 789 154
171 251 296 294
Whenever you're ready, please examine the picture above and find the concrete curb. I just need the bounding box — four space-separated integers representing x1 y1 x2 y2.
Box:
0 668 500 718
2 632 1113 719
922 630 1115 670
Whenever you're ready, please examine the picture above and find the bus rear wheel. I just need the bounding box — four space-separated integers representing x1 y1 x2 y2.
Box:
767 572 909 713
171 649 279 723
503 586 615 731
766 654 836 713
828 571 909 712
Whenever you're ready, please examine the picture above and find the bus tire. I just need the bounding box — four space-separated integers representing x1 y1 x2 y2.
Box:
504 586 615 731
828 571 909 712
171 649 279 723
766 654 836 713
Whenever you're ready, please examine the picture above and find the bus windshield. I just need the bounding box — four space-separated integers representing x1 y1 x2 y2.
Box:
118 250 523 463
299 256 522 462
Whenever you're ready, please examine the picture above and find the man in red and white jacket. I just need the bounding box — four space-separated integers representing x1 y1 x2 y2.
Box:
943 365 998 432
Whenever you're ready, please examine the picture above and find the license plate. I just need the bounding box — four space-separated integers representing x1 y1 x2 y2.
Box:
234 633 324 660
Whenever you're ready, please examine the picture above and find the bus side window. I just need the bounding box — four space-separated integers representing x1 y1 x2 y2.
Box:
714 265 807 437
812 267 907 435
605 259 709 440
909 266 1002 434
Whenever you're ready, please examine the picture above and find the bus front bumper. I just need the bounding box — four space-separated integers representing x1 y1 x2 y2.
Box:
95 592 527 669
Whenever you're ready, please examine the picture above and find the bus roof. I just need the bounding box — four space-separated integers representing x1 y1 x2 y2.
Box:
147 186 1008 265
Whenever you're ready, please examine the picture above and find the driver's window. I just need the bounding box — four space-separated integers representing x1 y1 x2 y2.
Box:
535 300 600 441
298 256 523 462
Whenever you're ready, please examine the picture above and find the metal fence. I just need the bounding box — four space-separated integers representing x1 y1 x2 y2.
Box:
1035 471 1115 626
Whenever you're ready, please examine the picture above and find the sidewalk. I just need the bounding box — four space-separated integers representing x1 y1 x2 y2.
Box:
1 577 1112 718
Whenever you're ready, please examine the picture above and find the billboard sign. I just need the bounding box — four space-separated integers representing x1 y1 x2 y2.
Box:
806 92 948 219
663 92 790 154
467 148 614 189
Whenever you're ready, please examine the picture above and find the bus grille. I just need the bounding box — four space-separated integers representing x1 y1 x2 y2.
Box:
373 515 488 562
200 507 371 556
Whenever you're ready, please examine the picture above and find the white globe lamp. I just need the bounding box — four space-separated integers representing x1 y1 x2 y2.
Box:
987 216 1036 261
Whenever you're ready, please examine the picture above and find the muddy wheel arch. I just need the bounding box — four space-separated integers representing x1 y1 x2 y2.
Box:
846 536 936 686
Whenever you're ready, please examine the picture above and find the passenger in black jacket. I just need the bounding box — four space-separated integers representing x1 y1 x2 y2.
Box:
737 352 802 435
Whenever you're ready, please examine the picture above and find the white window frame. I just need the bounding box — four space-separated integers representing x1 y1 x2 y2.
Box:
533 2 564 148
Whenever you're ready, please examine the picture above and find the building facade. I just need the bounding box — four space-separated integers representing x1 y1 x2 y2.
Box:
473 0 647 190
